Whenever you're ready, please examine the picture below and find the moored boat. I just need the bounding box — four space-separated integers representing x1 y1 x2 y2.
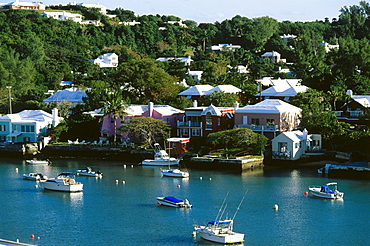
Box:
23 173 48 181
40 172 83 192
77 167 103 178
308 182 344 199
161 168 189 178
26 159 51 165
156 196 192 208
141 143 179 166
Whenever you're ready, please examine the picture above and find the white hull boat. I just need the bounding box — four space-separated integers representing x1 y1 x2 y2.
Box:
156 196 192 208
194 220 245 244
23 173 48 181
161 169 189 178
77 167 103 178
40 173 83 192
194 191 247 244
309 182 344 199
141 143 179 166
26 159 50 165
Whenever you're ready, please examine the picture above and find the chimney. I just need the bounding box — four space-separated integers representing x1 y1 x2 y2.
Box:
193 100 198 107
148 102 154 117
52 108 59 127
346 90 353 97
234 101 239 110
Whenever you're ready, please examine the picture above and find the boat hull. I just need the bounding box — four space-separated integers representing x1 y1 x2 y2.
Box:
41 181 83 192
23 173 47 181
308 188 344 199
156 197 192 208
77 170 102 177
26 160 49 165
141 160 179 166
195 227 244 244
161 169 189 178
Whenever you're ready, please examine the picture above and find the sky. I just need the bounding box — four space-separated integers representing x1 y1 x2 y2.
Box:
51 0 361 23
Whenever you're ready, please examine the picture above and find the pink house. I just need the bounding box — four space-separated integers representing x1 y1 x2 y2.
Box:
234 99 302 140
101 102 184 141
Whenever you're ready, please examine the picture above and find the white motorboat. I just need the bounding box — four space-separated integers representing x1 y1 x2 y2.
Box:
77 167 103 178
194 191 247 244
40 172 83 192
309 182 344 199
26 159 51 165
156 196 192 208
141 143 179 166
194 220 245 244
161 168 189 178
23 173 48 181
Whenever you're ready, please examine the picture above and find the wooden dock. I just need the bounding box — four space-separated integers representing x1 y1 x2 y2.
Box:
0 238 36 246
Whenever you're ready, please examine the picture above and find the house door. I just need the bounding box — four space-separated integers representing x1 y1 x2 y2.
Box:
243 116 248 125
278 142 288 152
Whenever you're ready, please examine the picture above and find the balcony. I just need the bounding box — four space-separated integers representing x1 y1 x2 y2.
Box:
177 121 202 128
237 124 278 132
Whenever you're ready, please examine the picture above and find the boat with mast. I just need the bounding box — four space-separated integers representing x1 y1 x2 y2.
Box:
193 190 247 244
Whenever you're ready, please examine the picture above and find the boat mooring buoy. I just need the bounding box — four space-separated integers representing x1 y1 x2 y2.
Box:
123 165 126 168
122 181 126 184
200 177 202 180
30 234 34 239
177 185 181 188
115 180 119 184
304 191 308 196
15 168 18 172
273 204 279 210
131 165 133 168
209 178 212 180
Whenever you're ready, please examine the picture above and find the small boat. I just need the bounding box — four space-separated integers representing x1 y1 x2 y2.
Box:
77 167 103 178
40 172 83 192
193 191 247 244
141 143 179 166
156 196 192 208
161 168 189 178
23 173 48 181
308 182 344 199
26 159 51 165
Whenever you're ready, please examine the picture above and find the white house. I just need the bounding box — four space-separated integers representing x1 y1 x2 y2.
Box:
0 109 61 143
75 2 107 15
255 81 308 101
90 53 118 68
271 129 322 160
178 84 241 100
261 51 286 63
43 88 88 106
1 0 45 10
211 44 241 51
41 11 83 23
156 56 193 66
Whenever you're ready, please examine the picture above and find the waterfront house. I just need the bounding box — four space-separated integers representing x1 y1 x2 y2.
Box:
0 109 61 144
90 53 118 68
177 101 236 138
271 129 322 160
335 90 370 126
234 99 302 140
43 88 88 106
167 137 190 156
100 102 184 141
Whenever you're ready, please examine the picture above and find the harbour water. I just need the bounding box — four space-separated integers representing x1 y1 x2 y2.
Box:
1 157 369 246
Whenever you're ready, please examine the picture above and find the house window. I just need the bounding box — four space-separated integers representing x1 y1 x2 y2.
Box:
180 129 188 136
192 129 201 136
278 142 287 152
295 142 299 148
110 117 115 123
21 125 35 133
218 118 221 126
0 136 5 142
266 119 275 125
0 125 5 131
206 112 212 128
23 137 30 143
251 118 260 125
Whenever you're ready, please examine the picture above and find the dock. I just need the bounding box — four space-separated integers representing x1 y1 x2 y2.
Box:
0 238 36 246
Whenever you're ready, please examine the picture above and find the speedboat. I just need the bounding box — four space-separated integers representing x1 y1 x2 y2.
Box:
40 173 83 192
194 190 247 244
77 167 103 178
26 159 51 165
194 220 245 244
141 143 179 166
23 173 48 181
161 168 189 178
309 182 344 199
156 196 192 208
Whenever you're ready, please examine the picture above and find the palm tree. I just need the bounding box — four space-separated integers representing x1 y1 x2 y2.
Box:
101 89 127 144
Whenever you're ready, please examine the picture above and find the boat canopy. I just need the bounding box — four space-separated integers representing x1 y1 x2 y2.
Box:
320 185 334 193
208 220 231 225
164 196 183 203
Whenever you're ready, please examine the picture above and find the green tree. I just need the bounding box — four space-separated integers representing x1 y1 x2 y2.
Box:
119 117 171 148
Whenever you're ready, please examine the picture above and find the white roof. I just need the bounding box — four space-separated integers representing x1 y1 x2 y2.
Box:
178 85 214 96
201 105 222 116
256 83 308 97
273 129 311 142
124 104 183 116
261 51 281 57
351 95 370 108
6 1 44 6
207 85 241 94
0 110 52 122
43 89 87 103
236 99 301 114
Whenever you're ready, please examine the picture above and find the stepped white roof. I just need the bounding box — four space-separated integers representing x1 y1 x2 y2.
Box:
178 85 214 96
43 89 87 104
236 99 301 114
0 110 53 122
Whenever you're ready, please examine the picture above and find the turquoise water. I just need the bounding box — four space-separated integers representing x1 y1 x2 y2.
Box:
0 157 369 246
